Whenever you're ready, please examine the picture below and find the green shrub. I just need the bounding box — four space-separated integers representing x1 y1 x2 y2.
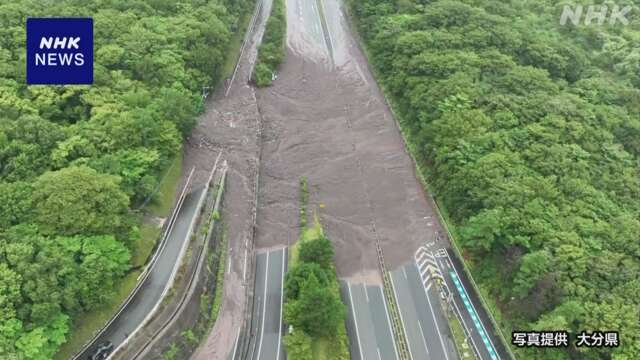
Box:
284 273 345 338
298 236 334 269
253 0 286 86
284 330 313 360
254 62 273 87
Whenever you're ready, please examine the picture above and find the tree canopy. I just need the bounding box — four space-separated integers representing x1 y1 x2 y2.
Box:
0 0 250 357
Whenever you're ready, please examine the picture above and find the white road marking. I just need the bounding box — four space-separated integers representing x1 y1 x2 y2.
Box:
417 321 430 355
402 267 408 279
317 0 335 59
231 329 240 360
377 347 382 360
421 264 450 360
364 285 369 303
389 272 415 360
347 283 364 360
256 252 269 360
276 248 285 360
450 293 482 359
243 247 248 281
378 286 399 360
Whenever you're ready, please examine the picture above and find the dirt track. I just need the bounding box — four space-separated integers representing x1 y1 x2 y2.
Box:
254 0 447 282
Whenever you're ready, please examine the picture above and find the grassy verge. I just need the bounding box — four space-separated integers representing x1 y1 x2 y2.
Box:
132 222 162 267
299 177 309 228
147 154 183 217
221 2 255 79
448 311 475 360
210 226 228 323
253 0 286 86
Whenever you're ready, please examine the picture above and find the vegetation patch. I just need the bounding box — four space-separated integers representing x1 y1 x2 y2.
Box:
350 0 640 358
210 225 228 323
0 0 253 358
284 184 349 360
253 0 286 87
146 154 184 218
299 177 309 228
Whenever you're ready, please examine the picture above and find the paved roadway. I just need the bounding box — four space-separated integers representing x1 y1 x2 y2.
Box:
390 261 458 360
246 247 287 360
341 282 398 360
432 248 502 360
76 187 204 359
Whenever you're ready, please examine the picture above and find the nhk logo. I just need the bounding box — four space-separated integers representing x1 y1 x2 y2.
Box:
26 18 93 84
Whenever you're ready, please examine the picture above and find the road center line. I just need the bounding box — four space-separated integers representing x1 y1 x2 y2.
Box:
347 283 364 360
256 251 269 360
276 248 285 360
421 265 449 360
389 272 415 360
417 321 430 356
379 286 399 360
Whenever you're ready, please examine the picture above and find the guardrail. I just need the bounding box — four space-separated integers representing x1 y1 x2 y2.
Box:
130 159 228 359
110 154 222 359
226 0 264 97
71 167 195 360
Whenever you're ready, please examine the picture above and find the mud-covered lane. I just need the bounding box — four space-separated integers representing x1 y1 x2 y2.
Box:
189 1 273 359
254 0 447 280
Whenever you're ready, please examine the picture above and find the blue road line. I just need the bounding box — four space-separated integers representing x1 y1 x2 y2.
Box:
449 271 498 360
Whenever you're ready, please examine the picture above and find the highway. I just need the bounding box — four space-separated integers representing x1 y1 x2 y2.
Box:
341 282 398 360
246 247 287 360
390 261 458 360
75 186 204 360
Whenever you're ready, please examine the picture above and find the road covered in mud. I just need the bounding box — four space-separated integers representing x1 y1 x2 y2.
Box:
193 0 472 358
254 0 448 281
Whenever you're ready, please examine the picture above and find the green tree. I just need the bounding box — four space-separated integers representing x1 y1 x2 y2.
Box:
285 262 330 300
298 236 335 269
32 166 129 237
284 273 345 338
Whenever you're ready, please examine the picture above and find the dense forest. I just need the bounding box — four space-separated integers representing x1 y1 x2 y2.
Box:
0 0 248 358
350 0 640 359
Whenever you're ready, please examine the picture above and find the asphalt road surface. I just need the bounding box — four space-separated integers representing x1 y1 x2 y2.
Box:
341 281 398 360
76 188 203 360
390 262 458 360
432 248 503 360
246 247 287 360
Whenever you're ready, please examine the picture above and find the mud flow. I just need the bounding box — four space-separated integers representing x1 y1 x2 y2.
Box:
192 0 449 357
254 0 447 281
186 1 272 358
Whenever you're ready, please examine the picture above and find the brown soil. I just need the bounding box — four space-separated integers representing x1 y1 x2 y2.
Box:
254 0 447 281
192 0 451 357
187 1 271 358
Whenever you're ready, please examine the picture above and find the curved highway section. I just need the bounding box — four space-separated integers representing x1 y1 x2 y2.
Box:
75 187 204 359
